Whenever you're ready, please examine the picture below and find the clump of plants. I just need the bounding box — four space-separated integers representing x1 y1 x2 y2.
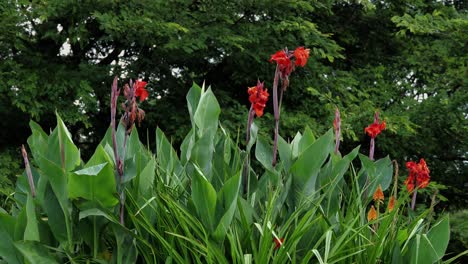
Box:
0 47 458 263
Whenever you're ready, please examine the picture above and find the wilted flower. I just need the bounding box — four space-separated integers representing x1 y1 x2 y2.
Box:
248 81 269 117
373 184 384 203
404 158 430 192
367 205 378 222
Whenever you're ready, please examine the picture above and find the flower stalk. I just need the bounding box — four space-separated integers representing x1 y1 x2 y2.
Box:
21 145 36 198
334 107 341 154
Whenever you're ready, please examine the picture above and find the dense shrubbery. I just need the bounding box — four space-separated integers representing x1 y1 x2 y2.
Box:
0 76 460 263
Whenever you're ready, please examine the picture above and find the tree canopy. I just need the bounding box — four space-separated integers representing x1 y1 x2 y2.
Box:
0 0 466 208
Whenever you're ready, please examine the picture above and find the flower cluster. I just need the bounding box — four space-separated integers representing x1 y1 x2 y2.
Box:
121 80 149 134
367 184 395 222
269 46 310 82
404 158 430 192
248 81 269 117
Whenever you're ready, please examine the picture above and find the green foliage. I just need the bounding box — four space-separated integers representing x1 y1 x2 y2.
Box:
1 83 461 263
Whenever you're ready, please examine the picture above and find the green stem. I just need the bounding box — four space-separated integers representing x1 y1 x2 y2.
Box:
93 216 98 258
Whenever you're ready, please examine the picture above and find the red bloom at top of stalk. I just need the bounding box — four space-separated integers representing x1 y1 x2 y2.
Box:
269 50 291 68
270 50 293 78
365 117 386 138
404 158 430 192
333 107 341 131
294 47 310 67
134 80 149 102
248 81 269 117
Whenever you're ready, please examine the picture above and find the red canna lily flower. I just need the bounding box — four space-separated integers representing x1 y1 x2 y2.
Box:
373 184 384 203
269 50 291 68
274 237 284 250
294 47 310 67
404 158 430 192
248 81 269 117
134 80 149 102
365 120 386 138
270 49 293 78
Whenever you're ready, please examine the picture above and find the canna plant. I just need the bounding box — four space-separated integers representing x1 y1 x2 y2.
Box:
0 56 459 263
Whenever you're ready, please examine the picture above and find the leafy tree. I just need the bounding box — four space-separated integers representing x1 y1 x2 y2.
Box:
0 0 466 210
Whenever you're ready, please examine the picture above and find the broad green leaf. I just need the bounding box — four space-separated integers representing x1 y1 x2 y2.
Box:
156 128 183 183
27 120 48 166
298 126 316 155
46 113 80 171
180 129 195 164
426 215 450 260
191 165 217 232
37 155 72 246
246 122 258 152
42 184 67 244
73 163 107 176
321 146 360 217
190 132 215 179
291 132 302 158
112 224 138 264
38 155 69 213
14 241 58 264
186 82 202 127
139 158 156 197
291 130 334 198
68 145 118 208
359 154 393 197
0 214 21 264
24 194 39 241
255 136 274 172
213 171 241 241
405 215 450 263
277 136 292 171
194 87 220 138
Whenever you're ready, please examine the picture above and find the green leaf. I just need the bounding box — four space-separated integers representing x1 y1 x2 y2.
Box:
359 154 393 196
156 128 183 183
246 122 258 152
405 215 450 264
27 120 49 166
213 171 241 241
291 130 334 198
42 184 67 244
298 126 316 155
194 87 220 138
191 164 217 232
277 136 292 171
46 113 80 171
24 194 40 241
255 136 274 172
186 83 202 127
426 215 450 260
190 132 216 179
0 214 21 264
68 145 118 208
139 158 156 197
14 241 58 264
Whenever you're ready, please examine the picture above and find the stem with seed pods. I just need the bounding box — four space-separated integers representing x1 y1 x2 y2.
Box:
110 76 126 225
